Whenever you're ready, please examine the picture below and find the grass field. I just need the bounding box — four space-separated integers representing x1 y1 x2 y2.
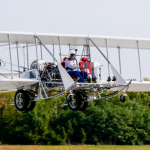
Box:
1 145 150 150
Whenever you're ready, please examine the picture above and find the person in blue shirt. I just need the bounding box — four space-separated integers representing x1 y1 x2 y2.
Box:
65 50 88 82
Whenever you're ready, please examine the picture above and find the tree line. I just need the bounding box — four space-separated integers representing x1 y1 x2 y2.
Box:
1 92 150 145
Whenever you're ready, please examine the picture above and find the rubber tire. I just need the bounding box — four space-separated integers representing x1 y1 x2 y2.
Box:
26 101 36 111
120 95 126 102
79 94 88 111
14 90 29 111
67 93 82 111
79 101 88 111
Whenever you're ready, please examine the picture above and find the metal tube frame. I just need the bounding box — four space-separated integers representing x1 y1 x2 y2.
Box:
35 35 64 99
40 42 43 59
88 38 128 85
35 35 58 62
105 39 110 76
16 42 20 77
85 46 89 60
23 46 25 71
58 36 62 62
0 43 15 47
137 41 142 82
85 37 91 62
81 47 84 59
87 42 91 62
118 47 122 75
88 38 110 64
26 43 29 69
40 79 48 98
8 34 13 79
34 35 41 98
0 60 28 70
35 37 38 61
53 44 55 63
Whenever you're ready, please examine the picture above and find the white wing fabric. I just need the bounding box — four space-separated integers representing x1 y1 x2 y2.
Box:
110 63 126 85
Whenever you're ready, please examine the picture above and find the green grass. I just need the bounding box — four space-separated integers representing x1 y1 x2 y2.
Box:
0 145 150 150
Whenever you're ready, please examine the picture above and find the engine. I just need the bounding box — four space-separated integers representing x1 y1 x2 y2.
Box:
30 60 60 82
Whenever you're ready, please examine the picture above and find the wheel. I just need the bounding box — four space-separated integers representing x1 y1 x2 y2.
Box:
120 95 126 102
14 90 29 111
26 101 36 111
79 94 88 111
79 101 88 111
67 93 82 111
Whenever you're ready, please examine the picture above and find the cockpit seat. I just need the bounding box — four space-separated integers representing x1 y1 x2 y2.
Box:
79 57 92 77
61 61 65 68
61 57 68 68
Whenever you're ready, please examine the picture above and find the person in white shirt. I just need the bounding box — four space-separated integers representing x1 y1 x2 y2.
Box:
65 50 88 82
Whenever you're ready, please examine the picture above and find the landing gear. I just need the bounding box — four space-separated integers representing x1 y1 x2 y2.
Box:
120 95 126 102
67 93 82 111
67 92 88 111
79 94 88 111
14 90 36 111
26 101 36 111
14 90 29 111
79 101 88 111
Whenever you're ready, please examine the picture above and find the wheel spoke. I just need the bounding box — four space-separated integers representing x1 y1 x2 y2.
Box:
67 93 82 111
69 95 78 108
16 93 25 109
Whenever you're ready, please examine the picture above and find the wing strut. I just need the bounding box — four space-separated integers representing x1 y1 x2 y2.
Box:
35 35 75 91
88 37 126 86
8 34 13 79
35 35 58 62
105 39 110 77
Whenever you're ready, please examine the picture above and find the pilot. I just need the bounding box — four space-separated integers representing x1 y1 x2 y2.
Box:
65 50 88 82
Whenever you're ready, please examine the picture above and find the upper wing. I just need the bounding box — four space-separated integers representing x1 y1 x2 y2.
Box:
0 31 149 49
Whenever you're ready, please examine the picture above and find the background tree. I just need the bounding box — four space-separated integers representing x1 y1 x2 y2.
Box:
1 92 150 145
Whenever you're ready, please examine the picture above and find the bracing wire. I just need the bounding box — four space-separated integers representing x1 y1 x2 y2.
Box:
121 49 140 80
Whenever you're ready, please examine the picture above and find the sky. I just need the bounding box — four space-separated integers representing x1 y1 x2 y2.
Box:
0 0 150 38
0 0 150 81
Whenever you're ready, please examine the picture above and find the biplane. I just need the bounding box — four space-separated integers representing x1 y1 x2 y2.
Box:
0 31 149 111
